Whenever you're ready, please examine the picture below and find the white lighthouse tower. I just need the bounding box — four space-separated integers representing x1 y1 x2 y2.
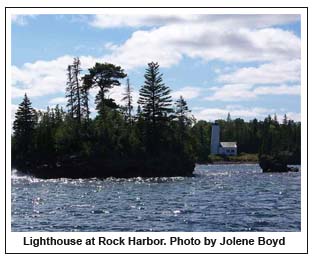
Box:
210 123 220 155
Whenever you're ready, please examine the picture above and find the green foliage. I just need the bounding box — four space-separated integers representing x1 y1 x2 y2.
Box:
138 62 173 125
12 94 37 166
191 120 211 163
11 60 301 178
137 62 175 155
207 154 224 163
191 116 300 164
228 153 258 162
86 62 127 118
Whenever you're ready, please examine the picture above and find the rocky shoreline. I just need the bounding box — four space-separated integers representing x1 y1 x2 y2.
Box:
13 158 195 179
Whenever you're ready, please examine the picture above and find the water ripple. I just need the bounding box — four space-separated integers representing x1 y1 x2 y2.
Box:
11 164 301 232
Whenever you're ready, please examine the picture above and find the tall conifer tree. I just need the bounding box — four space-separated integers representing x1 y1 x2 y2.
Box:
72 57 82 123
66 58 90 123
138 62 173 126
122 78 133 123
13 94 37 162
175 96 191 127
65 65 74 118
138 62 173 154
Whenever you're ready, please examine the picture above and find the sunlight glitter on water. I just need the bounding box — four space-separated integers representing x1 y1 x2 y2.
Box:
11 164 301 232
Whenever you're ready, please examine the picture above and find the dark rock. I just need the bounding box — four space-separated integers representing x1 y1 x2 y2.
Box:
288 166 299 172
259 154 299 173
14 157 195 179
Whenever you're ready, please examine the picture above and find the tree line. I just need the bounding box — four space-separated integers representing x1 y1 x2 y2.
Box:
192 113 300 164
12 59 195 177
12 58 301 177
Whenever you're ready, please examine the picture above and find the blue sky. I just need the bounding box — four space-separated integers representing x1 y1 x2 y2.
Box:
11 14 301 122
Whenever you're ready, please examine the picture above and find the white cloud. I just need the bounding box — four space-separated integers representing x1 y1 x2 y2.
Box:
90 14 299 29
103 22 300 69
88 83 139 111
104 42 119 51
107 84 139 108
283 112 301 122
90 14 176 28
89 14 301 70
193 106 271 121
205 84 256 101
48 97 67 105
12 55 100 99
254 85 301 96
204 84 300 102
11 14 301 107
218 59 300 84
11 104 18 126
103 27 183 68
11 15 37 26
193 105 300 122
171 86 202 100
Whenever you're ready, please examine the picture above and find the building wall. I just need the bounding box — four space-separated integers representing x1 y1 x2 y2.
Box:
219 147 237 156
210 124 220 154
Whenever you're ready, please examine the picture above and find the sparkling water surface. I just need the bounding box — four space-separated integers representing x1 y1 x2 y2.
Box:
11 164 301 232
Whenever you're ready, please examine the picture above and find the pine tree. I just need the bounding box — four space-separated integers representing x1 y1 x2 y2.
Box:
87 63 126 118
81 74 91 122
138 62 173 126
138 62 173 154
226 112 232 122
66 58 90 123
174 96 193 158
65 65 74 118
175 96 191 127
283 114 288 125
54 104 65 125
72 57 82 123
273 113 278 124
122 78 133 123
12 94 37 163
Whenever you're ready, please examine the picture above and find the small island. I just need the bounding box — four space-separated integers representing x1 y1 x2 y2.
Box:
12 60 195 178
12 59 301 178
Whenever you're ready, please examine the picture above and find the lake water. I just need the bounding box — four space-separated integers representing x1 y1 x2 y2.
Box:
11 164 301 232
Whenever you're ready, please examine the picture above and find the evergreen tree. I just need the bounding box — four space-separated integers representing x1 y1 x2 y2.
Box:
175 96 191 127
81 74 91 122
72 57 82 123
11 59 301 178
191 120 211 162
122 78 133 123
66 58 90 124
138 62 173 126
174 96 194 161
138 62 173 154
65 65 74 118
283 114 288 125
273 113 278 125
12 94 37 164
226 112 232 122
87 63 126 117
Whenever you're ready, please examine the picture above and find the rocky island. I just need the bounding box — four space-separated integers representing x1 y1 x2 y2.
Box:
12 60 195 179
12 59 301 179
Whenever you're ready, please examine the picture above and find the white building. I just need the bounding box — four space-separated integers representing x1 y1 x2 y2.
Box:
219 142 237 156
210 123 237 156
